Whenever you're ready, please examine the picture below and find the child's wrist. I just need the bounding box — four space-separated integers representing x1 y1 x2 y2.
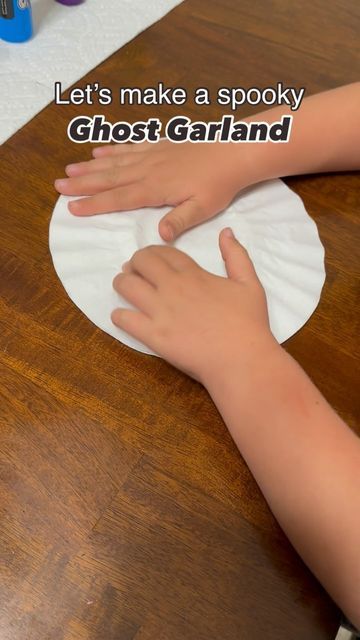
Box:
223 137 279 190
201 333 282 394
227 107 299 187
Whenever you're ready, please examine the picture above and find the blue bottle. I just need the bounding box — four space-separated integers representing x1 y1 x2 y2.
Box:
0 0 33 43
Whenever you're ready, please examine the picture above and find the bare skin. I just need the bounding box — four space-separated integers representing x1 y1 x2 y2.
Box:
54 83 360 626
111 229 360 628
55 82 360 241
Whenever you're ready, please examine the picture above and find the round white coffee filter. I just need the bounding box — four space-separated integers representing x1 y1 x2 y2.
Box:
49 179 325 355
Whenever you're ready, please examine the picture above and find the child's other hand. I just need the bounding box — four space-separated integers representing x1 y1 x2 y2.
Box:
111 227 277 383
55 141 252 242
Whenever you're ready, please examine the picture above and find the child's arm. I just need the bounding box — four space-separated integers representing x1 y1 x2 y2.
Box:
111 229 360 629
56 83 360 241
206 332 360 631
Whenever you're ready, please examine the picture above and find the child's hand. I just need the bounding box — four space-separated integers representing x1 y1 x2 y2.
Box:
55 141 253 242
111 227 277 383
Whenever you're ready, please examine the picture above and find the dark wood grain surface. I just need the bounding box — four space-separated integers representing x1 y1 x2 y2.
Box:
0 1 359 638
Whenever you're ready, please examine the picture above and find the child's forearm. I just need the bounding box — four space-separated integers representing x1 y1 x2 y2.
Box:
241 82 360 184
205 346 360 628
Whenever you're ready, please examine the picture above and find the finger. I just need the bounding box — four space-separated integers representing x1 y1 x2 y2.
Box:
67 184 158 216
65 153 144 177
93 141 154 158
128 246 173 287
92 144 133 158
55 166 143 197
219 228 258 283
158 198 211 242
112 273 157 316
111 308 153 346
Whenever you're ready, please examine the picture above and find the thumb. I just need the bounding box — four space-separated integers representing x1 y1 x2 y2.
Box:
159 198 210 242
219 227 258 282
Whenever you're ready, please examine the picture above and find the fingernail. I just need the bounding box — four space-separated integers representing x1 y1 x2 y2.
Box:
122 260 129 272
55 179 68 190
110 309 118 325
68 200 81 215
162 222 174 242
223 227 235 239
65 164 77 175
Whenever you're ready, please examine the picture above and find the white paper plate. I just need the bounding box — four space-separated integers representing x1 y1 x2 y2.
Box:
49 179 326 355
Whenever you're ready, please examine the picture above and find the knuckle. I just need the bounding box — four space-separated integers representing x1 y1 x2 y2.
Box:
139 180 159 204
132 248 144 263
191 198 208 219
170 271 187 292
115 155 129 168
153 319 171 342
109 168 120 187
108 189 122 210
132 246 151 263
136 245 155 260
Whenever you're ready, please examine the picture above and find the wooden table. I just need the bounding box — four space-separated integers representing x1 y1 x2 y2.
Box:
1 1 359 638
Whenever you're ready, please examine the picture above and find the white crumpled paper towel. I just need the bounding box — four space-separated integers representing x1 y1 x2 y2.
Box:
49 179 326 355
0 0 183 144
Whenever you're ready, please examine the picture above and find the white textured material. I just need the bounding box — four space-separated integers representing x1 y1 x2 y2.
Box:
0 0 183 144
49 179 326 355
